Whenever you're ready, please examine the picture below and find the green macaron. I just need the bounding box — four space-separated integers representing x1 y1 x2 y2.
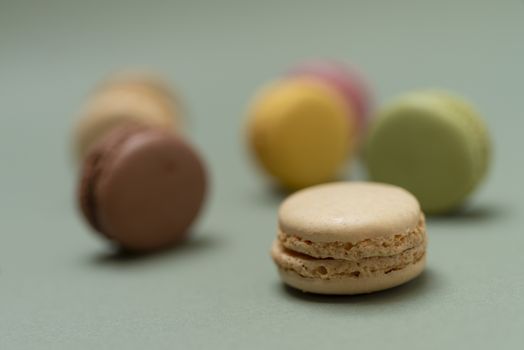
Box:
364 90 491 214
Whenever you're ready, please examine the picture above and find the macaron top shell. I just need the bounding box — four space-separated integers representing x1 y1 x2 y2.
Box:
278 182 422 243
289 60 371 131
79 125 207 251
365 90 490 214
248 78 354 190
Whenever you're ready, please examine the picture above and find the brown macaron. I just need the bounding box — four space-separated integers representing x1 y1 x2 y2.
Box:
78 124 207 252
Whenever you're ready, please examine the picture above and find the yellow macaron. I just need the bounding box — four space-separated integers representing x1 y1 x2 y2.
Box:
247 78 355 190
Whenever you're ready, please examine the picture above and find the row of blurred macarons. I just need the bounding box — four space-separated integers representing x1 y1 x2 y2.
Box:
74 59 492 217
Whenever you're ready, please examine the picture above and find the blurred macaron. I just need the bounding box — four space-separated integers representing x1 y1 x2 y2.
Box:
288 59 372 136
365 90 491 214
78 124 207 252
247 78 354 190
73 71 182 161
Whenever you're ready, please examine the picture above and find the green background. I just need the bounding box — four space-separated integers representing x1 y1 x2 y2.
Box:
1 0 523 348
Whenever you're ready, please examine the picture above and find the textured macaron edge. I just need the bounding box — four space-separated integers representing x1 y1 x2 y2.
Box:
278 213 426 260
272 238 426 279
275 254 426 295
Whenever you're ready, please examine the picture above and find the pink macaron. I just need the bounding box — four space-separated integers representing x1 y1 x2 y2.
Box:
288 60 371 133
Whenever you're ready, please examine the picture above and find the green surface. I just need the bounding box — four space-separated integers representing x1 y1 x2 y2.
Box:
1 0 523 349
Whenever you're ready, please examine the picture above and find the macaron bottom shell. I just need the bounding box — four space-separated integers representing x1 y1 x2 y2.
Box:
275 252 426 295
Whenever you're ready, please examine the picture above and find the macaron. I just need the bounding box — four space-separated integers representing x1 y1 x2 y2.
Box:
289 60 371 133
73 72 182 161
271 182 427 295
78 124 207 252
247 78 354 190
365 90 491 214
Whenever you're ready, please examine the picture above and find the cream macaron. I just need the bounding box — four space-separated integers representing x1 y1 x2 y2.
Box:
271 182 427 294
73 71 182 161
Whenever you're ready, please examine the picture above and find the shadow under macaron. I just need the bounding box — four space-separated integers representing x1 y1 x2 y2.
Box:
88 232 223 268
276 268 440 305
